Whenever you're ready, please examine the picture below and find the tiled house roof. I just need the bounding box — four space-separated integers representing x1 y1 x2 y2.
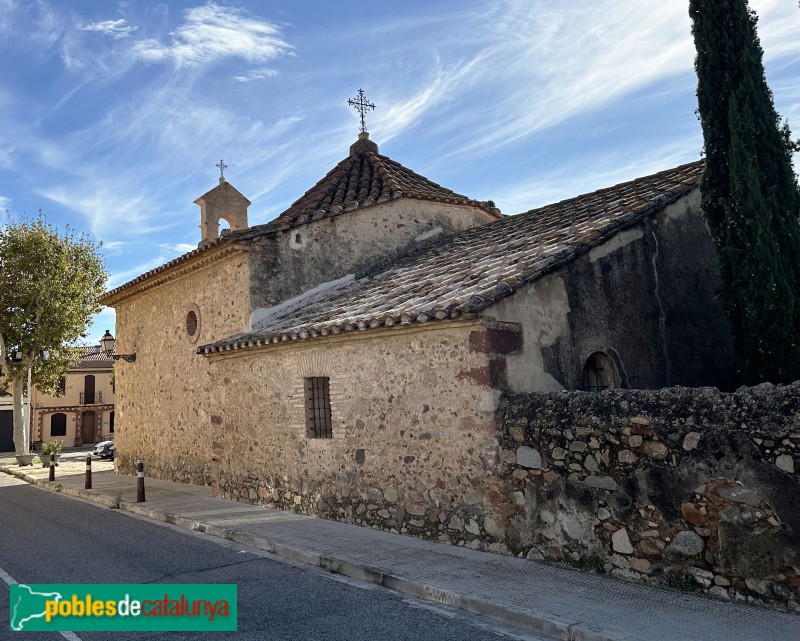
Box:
199 160 704 355
263 133 500 229
73 346 114 369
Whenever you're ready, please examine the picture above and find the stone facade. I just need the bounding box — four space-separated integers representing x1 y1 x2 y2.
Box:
498 384 800 609
207 321 517 540
113 247 251 483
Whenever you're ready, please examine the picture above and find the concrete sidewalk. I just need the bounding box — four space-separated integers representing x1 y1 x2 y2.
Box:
1 464 796 641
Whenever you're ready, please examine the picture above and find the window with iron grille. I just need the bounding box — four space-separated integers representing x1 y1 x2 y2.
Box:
305 377 332 438
582 352 617 392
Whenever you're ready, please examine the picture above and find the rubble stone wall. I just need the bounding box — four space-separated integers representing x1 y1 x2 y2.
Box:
113 249 252 484
498 384 800 609
207 321 513 542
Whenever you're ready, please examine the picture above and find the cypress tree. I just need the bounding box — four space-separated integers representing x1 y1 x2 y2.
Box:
689 0 800 384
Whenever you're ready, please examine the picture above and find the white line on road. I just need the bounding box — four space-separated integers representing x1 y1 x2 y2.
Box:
0 564 83 641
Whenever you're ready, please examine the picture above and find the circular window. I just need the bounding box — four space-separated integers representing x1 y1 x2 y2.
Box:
186 311 198 336
185 307 201 343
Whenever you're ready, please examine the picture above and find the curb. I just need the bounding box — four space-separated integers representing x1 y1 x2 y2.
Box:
1 465 616 641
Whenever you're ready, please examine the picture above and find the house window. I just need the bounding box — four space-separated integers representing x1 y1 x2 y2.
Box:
50 413 67 437
109 411 115 433
55 377 66 396
582 352 618 392
305 377 332 438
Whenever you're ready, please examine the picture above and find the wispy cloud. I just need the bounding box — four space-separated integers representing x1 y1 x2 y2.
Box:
80 19 137 38
233 67 278 82
492 135 702 216
160 242 196 254
107 256 166 289
131 2 292 67
363 0 800 164
0 196 10 210
39 181 177 239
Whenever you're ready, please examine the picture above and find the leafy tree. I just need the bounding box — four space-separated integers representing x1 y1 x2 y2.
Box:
0 214 107 455
690 0 800 384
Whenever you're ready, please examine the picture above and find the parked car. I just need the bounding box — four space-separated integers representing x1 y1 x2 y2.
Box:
93 440 115 459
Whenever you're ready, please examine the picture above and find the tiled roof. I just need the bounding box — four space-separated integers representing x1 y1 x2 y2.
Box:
199 160 704 355
99 134 497 304
99 238 240 305
72 346 114 369
262 134 499 229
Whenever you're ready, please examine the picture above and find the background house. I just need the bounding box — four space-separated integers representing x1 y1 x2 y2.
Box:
30 346 115 448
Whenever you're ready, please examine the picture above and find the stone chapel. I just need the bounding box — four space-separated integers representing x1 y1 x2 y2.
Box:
99 129 734 538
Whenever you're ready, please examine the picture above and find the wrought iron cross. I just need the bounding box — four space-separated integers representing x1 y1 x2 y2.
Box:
347 89 375 133
216 159 228 178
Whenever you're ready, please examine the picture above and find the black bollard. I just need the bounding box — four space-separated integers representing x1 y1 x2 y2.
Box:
85 454 92 489
136 459 145 502
48 458 55 482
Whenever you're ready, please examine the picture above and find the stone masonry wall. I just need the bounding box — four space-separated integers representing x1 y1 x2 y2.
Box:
113 250 251 483
249 199 496 311
207 321 521 544
498 384 800 609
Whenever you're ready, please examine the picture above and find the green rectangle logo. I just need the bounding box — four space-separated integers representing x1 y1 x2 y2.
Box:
9 584 237 631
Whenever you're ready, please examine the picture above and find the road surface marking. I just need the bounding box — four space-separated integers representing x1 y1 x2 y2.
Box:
0 564 83 641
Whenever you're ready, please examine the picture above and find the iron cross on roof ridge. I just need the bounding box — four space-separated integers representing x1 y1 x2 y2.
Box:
216 159 228 178
347 89 375 134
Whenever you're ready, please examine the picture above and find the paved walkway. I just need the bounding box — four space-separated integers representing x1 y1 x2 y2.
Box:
1 459 797 641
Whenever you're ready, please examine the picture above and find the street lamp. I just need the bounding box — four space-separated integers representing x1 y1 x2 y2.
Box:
100 330 136 363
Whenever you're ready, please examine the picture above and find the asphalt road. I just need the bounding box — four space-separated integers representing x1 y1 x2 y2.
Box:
0 475 548 641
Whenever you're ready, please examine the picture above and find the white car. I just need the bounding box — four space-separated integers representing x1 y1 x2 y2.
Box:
93 440 115 459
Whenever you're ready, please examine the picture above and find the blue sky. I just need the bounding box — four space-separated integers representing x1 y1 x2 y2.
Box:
1 0 799 344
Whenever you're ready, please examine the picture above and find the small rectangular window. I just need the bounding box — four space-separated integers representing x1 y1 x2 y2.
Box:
305 377 332 438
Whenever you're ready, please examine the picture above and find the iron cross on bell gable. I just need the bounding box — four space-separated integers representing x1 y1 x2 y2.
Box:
216 159 228 178
347 89 375 134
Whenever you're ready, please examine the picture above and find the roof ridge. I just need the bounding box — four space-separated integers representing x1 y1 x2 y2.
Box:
516 160 704 218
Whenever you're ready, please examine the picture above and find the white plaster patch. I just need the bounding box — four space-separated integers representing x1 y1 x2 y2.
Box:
660 189 699 224
589 227 643 262
250 274 356 329
479 388 501 412
484 273 569 393
414 226 443 243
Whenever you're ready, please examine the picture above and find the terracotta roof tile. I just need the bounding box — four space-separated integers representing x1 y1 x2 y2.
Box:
200 160 704 354
72 346 114 369
100 135 498 303
256 134 499 230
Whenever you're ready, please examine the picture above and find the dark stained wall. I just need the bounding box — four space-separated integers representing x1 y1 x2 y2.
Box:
488 189 735 391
